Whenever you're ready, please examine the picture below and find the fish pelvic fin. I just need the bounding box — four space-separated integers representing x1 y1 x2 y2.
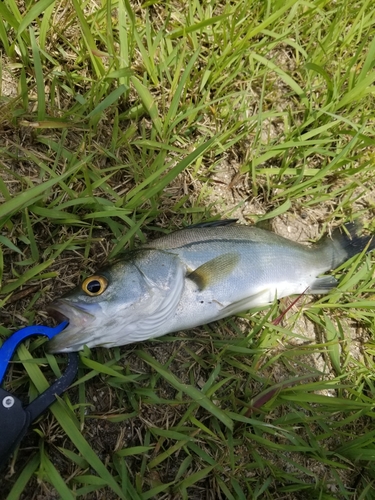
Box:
187 252 240 290
319 222 375 270
218 288 276 316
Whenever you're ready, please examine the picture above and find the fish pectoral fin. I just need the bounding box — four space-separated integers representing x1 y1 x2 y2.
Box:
187 253 240 290
308 275 338 294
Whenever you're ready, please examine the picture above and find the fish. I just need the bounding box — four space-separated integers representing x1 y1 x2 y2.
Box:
47 220 374 352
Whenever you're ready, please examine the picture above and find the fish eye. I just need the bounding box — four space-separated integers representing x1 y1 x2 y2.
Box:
82 275 108 296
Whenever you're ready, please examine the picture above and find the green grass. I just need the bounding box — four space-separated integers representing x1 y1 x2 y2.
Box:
1 0 375 498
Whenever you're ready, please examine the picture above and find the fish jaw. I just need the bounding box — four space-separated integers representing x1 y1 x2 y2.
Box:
47 299 99 352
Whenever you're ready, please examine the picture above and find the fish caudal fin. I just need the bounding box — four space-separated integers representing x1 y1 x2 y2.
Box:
320 222 375 270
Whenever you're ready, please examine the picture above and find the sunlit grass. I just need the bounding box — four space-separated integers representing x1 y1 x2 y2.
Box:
1 0 375 498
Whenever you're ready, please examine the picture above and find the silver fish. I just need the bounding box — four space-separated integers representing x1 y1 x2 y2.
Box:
47 220 374 352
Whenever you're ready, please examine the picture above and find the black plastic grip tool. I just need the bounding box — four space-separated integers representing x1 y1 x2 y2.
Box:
0 323 78 468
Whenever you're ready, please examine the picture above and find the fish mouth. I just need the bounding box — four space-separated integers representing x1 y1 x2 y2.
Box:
46 300 97 353
46 299 96 323
46 304 70 324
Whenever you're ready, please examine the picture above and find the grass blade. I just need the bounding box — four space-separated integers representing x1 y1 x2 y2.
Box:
137 350 233 430
124 137 214 209
70 0 105 77
29 28 45 121
87 84 127 119
6 455 40 500
130 75 163 137
41 455 76 500
18 0 55 35
0 163 84 222
17 345 126 499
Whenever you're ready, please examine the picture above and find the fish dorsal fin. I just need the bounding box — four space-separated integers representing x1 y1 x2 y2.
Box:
186 219 238 229
187 253 240 290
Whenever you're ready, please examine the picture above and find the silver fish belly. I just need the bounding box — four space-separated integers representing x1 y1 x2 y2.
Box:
47 221 374 352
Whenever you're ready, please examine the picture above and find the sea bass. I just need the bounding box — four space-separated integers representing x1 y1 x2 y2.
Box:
47 220 374 352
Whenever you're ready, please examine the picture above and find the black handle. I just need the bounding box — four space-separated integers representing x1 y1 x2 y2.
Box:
0 352 79 469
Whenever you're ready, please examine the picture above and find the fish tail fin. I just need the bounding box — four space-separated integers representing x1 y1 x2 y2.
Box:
319 222 375 270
